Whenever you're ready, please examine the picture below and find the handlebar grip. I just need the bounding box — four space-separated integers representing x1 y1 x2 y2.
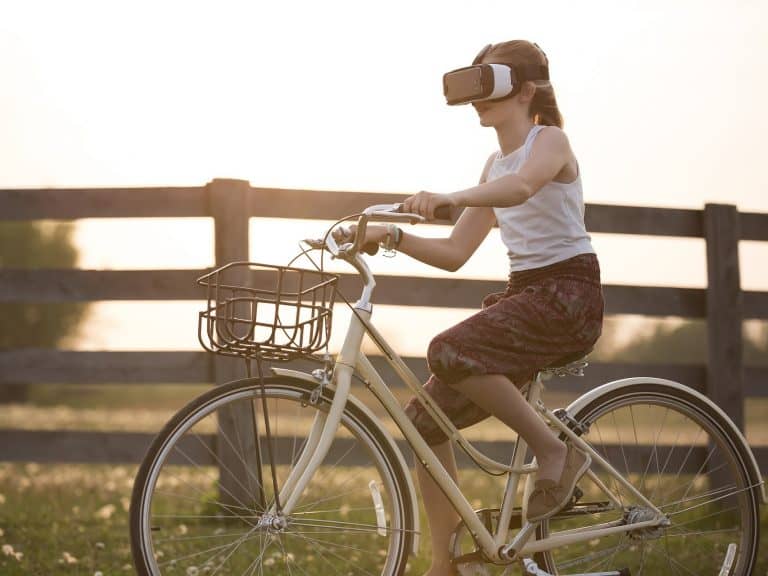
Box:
394 203 452 221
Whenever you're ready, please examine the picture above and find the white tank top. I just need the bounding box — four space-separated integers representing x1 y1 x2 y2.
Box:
489 125 595 272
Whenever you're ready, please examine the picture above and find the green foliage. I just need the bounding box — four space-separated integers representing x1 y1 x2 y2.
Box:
746 324 768 365
607 319 768 366
0 222 88 348
0 302 86 348
0 222 78 268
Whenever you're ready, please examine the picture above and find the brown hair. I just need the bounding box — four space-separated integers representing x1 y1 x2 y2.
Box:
481 40 563 128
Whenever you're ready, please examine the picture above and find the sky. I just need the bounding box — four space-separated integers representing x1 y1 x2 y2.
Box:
2 0 767 208
1 0 767 352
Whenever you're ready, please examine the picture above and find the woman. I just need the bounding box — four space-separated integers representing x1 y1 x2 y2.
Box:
343 40 604 575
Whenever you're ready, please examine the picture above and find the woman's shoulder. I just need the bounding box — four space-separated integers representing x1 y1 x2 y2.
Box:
526 125 574 164
527 125 579 184
529 124 570 148
479 150 500 184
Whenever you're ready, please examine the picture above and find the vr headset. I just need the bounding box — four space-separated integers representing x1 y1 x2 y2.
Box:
442 44 549 106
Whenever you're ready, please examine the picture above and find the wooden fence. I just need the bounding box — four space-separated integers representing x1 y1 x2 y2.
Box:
1 178 767 469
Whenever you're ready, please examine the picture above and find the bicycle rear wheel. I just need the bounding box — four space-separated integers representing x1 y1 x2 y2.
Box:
538 380 760 576
130 376 414 575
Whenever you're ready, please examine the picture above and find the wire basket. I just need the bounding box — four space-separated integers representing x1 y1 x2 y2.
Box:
197 262 338 361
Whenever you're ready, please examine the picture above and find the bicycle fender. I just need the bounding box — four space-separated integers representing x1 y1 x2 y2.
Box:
270 367 421 554
565 377 767 504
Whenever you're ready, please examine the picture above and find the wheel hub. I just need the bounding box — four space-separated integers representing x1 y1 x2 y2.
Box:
624 506 667 541
256 513 288 533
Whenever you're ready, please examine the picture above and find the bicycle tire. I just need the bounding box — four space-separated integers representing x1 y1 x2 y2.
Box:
130 376 414 575
537 380 760 575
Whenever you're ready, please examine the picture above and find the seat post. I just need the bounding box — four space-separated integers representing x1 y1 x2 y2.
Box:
526 372 546 404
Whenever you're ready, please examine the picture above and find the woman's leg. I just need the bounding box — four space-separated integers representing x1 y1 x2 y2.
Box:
415 439 460 576
411 375 568 576
412 375 567 576
451 374 567 482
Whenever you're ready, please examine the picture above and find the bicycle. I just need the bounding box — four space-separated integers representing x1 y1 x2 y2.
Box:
130 203 765 575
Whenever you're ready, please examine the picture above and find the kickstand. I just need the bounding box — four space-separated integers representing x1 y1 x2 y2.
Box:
521 557 630 576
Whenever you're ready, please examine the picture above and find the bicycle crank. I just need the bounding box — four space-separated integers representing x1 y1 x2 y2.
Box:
449 509 519 576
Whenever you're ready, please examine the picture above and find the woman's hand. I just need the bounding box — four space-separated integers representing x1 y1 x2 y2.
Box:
402 191 456 220
331 224 388 247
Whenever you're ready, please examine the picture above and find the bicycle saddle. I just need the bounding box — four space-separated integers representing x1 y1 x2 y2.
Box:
545 347 593 370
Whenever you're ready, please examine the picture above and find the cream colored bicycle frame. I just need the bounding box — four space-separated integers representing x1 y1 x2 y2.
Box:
274 305 667 563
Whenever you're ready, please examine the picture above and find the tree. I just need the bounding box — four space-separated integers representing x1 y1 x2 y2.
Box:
606 319 768 366
744 323 768 366
0 221 89 401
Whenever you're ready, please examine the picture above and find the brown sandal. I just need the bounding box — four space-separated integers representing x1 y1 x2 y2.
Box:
527 443 591 522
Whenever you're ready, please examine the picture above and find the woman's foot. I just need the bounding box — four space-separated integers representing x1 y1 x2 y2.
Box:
527 443 591 522
534 438 568 483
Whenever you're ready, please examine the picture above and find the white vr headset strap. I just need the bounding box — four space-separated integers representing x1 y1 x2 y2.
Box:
486 63 514 100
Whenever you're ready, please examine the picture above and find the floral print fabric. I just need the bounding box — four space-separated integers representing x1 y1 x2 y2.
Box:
404 253 604 445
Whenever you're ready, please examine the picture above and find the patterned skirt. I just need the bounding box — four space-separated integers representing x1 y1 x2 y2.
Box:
404 253 604 445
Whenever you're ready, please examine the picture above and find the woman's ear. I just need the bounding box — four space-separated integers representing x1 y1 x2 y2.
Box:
519 81 537 103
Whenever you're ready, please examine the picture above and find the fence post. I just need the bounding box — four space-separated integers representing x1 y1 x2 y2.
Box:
703 203 744 431
207 178 257 509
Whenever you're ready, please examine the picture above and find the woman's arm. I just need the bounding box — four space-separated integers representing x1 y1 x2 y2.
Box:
397 206 496 271
403 127 574 218
344 152 498 271
452 127 573 207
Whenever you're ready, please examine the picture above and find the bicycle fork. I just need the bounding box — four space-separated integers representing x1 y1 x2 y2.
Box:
271 310 369 517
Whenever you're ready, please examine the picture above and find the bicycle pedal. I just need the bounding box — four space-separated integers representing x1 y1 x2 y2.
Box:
562 486 583 511
572 485 583 505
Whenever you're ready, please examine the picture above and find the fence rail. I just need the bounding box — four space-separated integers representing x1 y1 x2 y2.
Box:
2 347 768 397
1 179 767 469
2 267 765 316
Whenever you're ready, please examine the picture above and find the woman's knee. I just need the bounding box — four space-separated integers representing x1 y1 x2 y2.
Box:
427 332 459 382
428 332 487 388
404 396 448 446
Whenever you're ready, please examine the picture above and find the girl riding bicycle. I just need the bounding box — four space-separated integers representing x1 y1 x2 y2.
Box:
340 39 604 575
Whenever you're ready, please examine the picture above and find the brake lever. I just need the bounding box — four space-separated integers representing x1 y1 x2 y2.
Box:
303 233 343 258
302 238 326 250
369 203 426 225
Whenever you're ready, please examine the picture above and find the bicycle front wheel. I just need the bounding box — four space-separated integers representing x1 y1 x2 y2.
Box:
130 376 414 575
539 380 760 576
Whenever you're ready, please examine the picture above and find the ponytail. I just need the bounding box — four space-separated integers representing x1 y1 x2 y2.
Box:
531 81 563 128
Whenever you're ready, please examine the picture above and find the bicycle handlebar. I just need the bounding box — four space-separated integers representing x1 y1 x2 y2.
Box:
356 203 452 256
358 204 452 255
304 202 453 260
301 202 453 308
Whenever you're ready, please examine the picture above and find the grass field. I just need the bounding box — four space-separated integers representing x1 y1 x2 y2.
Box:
1 384 767 574
1 461 767 575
